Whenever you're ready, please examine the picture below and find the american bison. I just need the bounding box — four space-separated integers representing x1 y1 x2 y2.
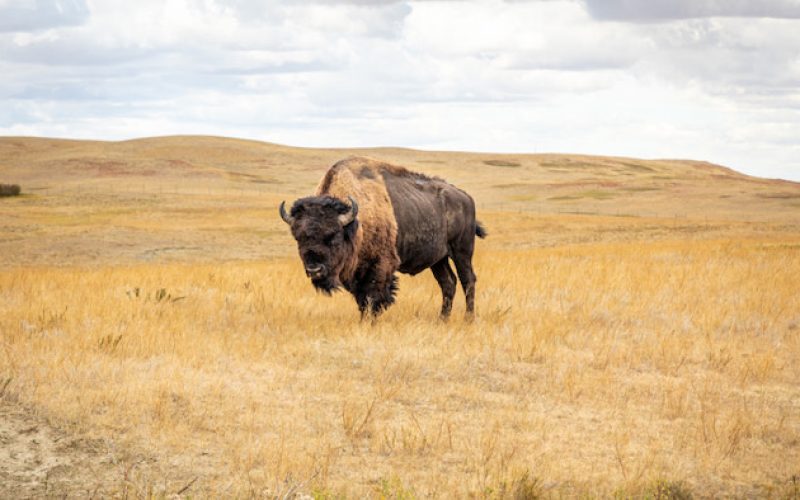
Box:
280 157 486 319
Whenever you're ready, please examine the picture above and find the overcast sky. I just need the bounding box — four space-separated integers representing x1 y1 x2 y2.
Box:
1 0 799 180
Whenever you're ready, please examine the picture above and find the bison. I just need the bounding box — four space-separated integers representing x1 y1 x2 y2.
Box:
280 157 486 319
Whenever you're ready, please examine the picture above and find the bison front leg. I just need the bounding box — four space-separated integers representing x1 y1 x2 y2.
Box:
350 267 399 320
354 292 370 320
367 273 398 316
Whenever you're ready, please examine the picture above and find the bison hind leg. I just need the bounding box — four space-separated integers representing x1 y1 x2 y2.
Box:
452 250 477 321
431 258 456 319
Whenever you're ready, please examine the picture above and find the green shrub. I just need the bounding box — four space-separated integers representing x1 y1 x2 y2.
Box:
0 184 21 197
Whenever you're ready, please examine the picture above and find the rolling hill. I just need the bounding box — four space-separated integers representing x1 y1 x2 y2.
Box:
2 135 798 221
2 135 798 267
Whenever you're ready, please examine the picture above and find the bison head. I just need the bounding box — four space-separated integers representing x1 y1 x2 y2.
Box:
280 195 359 293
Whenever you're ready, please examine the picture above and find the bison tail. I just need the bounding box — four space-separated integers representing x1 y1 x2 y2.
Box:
475 221 488 239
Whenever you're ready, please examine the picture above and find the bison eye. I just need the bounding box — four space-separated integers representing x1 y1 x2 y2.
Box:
323 233 337 246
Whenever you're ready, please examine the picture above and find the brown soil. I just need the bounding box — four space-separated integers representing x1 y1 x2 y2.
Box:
0 399 122 497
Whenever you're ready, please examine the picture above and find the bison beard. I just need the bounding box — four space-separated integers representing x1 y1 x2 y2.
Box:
280 157 485 320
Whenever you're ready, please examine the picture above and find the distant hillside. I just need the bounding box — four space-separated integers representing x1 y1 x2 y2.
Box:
2 135 799 222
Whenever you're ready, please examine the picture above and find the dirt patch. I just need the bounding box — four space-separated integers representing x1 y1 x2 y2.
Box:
0 399 124 497
483 159 521 168
0 396 270 497
615 161 656 172
547 180 621 188
56 158 156 177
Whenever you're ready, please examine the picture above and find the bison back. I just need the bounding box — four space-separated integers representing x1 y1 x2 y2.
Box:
383 172 474 275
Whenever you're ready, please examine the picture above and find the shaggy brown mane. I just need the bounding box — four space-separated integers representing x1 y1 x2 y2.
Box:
380 162 443 183
325 156 444 184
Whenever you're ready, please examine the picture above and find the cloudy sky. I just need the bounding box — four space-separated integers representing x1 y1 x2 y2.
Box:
1 0 799 180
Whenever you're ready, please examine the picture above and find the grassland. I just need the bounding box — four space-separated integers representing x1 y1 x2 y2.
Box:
1 136 799 497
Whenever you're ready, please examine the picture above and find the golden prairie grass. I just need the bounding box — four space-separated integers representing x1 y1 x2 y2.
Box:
2 135 800 496
2 237 799 497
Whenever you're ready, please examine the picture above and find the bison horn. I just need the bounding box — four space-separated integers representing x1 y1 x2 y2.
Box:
279 201 295 225
338 196 358 226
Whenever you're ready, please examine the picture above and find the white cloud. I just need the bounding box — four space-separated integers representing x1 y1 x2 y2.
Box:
0 0 798 181
406 0 643 70
582 0 800 21
0 0 89 32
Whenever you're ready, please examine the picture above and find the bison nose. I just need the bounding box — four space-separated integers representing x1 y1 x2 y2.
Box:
305 264 326 278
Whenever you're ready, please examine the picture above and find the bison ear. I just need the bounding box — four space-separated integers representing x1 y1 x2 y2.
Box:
337 196 358 226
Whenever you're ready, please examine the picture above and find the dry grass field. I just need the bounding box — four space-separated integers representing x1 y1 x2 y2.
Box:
1 136 800 498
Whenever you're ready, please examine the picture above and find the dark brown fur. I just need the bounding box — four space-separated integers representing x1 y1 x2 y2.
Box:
282 157 485 319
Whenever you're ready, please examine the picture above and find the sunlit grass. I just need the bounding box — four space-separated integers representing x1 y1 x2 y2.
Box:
2 136 800 496
2 238 798 496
